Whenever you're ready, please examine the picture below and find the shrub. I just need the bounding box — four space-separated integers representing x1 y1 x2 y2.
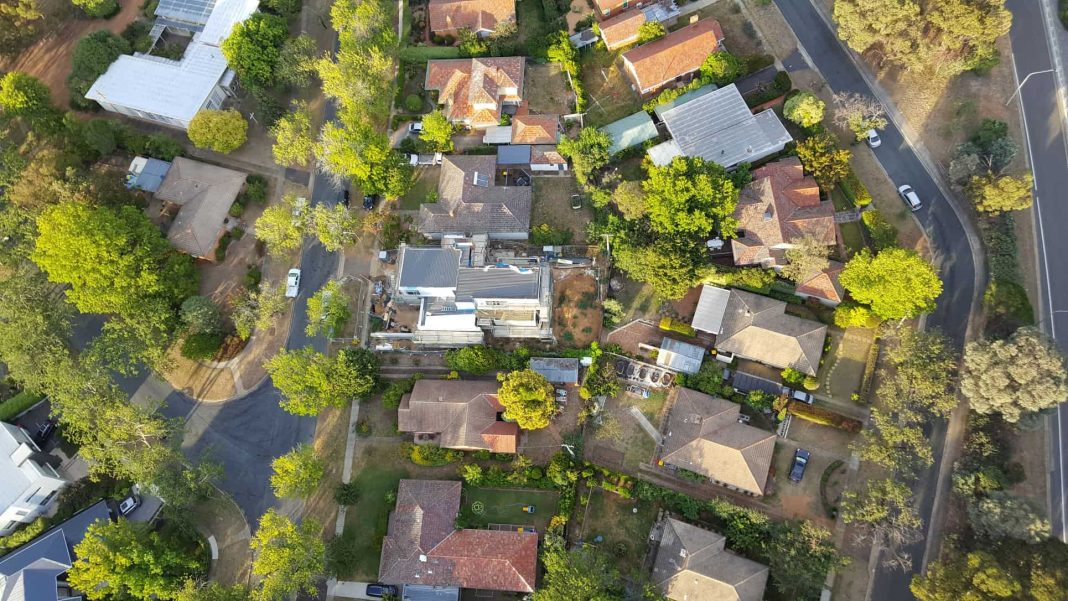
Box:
73 0 120 19
834 302 881 328
68 31 131 109
802 375 819 391
383 374 422 409
0 390 44 422
334 482 359 505
530 223 573 245
659 316 696 337
861 209 898 250
404 94 422 112
781 368 805 387
788 402 862 432
744 71 792 107
188 109 248 153
244 266 263 289
408 443 463 466
445 345 508 374
180 332 224 361
840 170 872 207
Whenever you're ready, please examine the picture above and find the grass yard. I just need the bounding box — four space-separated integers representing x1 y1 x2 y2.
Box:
571 487 659 577
532 176 591 243
838 221 867 258
526 64 574 114
613 277 660 321
585 389 668 473
458 487 560 532
398 166 440 210
338 462 411 580
580 47 643 128
821 327 875 402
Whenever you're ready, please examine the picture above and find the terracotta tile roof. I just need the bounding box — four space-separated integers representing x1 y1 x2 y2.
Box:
622 19 724 94
511 115 559 144
397 380 519 452
592 0 625 18
660 389 777 496
530 145 566 165
652 518 769 601
731 157 835 267
418 155 532 236
425 57 525 128
379 480 538 592
429 0 515 34
599 10 646 50
795 261 845 305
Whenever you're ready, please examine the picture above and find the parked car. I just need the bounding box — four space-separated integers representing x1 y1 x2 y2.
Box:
363 194 376 210
783 388 814 404
570 194 583 210
365 584 398 598
33 419 56 446
898 184 922 211
789 448 811 483
866 129 882 148
285 269 301 298
408 121 423 134
118 494 141 517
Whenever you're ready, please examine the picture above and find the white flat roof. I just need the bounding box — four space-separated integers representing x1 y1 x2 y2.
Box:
0 423 32 511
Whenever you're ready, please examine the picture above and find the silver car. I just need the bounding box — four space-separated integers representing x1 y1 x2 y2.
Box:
285 268 301 298
898 184 922 211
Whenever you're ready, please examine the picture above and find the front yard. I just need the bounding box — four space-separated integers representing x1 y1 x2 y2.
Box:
398 165 439 210
579 47 643 128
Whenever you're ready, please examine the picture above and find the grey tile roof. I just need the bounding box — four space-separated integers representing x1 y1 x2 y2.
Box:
455 265 540 299
655 84 793 169
418 155 532 236
601 110 659 155
397 247 462 288
529 357 580 383
651 518 769 601
156 157 245 258
715 289 827 375
397 380 517 452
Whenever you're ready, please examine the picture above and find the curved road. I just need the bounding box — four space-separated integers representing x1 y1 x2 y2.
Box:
772 1 981 599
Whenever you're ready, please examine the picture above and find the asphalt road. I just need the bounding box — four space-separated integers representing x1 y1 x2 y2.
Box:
773 1 979 598
1004 0 1068 543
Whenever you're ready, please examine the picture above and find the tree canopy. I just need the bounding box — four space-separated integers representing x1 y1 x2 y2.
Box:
961 327 1068 423
270 443 324 499
250 509 324 601
831 91 888 141
557 127 611 185
636 21 666 44
265 347 379 415
496 369 556 430
68 30 130 108
271 102 315 168
839 248 942 320
781 235 832 284
221 12 288 87
419 110 455 152
254 193 307 256
795 132 851 189
305 280 351 337
967 491 1050 543
532 546 625 601
783 91 825 128
700 51 743 85
642 156 739 238
967 172 1033 214
187 109 248 154
0 71 57 128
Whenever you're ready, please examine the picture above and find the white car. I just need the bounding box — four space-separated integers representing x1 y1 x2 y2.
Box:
408 121 423 134
285 268 301 298
865 129 882 148
897 184 922 211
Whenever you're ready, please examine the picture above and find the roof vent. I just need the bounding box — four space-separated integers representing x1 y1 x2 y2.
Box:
763 208 773 221
679 549 688 558
746 145 754 154
419 555 428 562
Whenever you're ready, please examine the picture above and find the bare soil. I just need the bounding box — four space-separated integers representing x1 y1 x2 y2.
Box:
552 269 602 347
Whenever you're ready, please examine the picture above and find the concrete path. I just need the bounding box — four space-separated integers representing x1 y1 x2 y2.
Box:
628 406 664 445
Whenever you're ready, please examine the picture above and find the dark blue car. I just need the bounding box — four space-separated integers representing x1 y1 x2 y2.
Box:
366 584 398 598
789 448 810 483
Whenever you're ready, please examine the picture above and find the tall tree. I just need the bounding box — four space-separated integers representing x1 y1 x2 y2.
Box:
911 550 1022 600
496 369 556 430
271 102 315 168
69 519 204 601
967 491 1050 543
419 109 455 152
532 546 624 601
795 132 851 189
699 51 744 85
781 235 832 284
276 35 318 88
0 71 58 129
311 203 363 252
254 193 308 256
265 347 379 415
557 127 611 186
611 180 646 220
270 443 325 499
221 12 288 87
967 172 1033 214
831 91 889 141
305 280 351 337
641 156 739 238
232 283 288 339
839 248 943 320
833 0 921 67
961 327 1068 423
855 409 934 477
250 510 324 601
187 109 248 154
841 478 923 571
783 91 826 128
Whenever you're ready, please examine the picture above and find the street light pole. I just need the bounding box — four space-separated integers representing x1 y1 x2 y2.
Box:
1006 68 1055 106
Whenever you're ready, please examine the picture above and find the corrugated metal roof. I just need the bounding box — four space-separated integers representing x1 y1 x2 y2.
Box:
692 285 731 334
656 84 793 169
601 110 659 155
657 338 705 374
652 83 718 120
646 139 683 166
731 370 782 396
403 585 461 601
456 265 539 299
529 357 580 383
482 125 513 144
398 247 462 288
497 144 531 165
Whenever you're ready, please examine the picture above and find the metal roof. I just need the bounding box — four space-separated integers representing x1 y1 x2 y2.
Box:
692 285 731 335
154 0 216 26
455 265 539 299
403 585 460 601
127 157 173 192
496 144 531 165
529 357 581 383
601 110 659 155
397 247 462 288
482 125 512 144
654 84 793 169
656 338 705 374
730 370 782 396
652 83 718 120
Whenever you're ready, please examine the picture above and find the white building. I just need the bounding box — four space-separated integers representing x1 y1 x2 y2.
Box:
0 423 67 536
84 0 258 129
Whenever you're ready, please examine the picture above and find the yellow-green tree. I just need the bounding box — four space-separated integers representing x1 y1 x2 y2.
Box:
839 248 942 320
271 102 314 167
783 91 825 128
250 510 324 601
188 109 248 154
419 109 455 152
967 172 1033 214
270 443 324 498
796 132 851 189
253 193 307 256
496 369 556 430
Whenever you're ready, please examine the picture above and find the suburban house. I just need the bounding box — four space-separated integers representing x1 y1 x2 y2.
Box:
659 388 777 496
731 157 837 267
621 19 724 96
496 144 569 173
417 155 532 240
646 84 793 170
0 423 67 536
428 0 515 37
85 0 258 129
593 0 677 20
153 157 246 260
394 244 553 345
597 2 679 50
529 357 581 384
379 480 538 593
691 286 827 376
0 500 113 601
601 110 659 155
650 517 769 600
398 380 520 453
425 57 525 129
794 260 846 306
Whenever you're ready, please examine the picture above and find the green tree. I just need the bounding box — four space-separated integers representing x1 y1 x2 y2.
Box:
611 180 646 220
557 127 611 185
967 172 1033 214
700 51 743 85
419 109 455 152
832 0 921 68
270 443 325 499
271 102 315 168
685 360 724 395
277 35 317 87
221 12 288 87
636 21 666 44
187 109 248 154
33 201 196 317
250 509 324 601
912 550 1023 601
765 521 847 600
796 132 852 189
781 235 832 284
180 296 222 335
68 30 130 108
254 193 307 256
532 546 623 601
839 248 942 320
72 0 119 18
961 327 1068 423
783 91 826 128
834 301 879 328
878 328 959 421
613 237 710 300
642 156 739 237
582 358 620 399
69 519 204 601
841 478 923 571
232 283 288 339
496 369 556 430
968 491 1050 543
176 581 250 601
317 119 412 199
457 27 488 57
0 71 56 127
444 345 504 374
266 347 379 415
305 280 351 337
831 91 889 141
856 409 933 477
311 203 363 251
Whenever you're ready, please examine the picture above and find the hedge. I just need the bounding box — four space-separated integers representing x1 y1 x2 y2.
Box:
0 390 44 422
743 71 792 108
398 46 462 62
839 170 871 207
659 316 696 337
861 209 899 251
788 402 862 433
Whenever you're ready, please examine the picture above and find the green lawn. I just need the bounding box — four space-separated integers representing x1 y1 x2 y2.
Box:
580 47 643 128
338 464 411 580
459 487 560 532
0 390 43 421
398 166 439 210
830 187 853 211
573 487 658 577
839 221 867 258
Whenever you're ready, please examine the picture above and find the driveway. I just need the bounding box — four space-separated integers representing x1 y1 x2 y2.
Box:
772 1 980 599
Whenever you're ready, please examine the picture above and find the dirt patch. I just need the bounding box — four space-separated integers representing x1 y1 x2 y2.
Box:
585 387 668 474
2 0 144 109
688 1 765 58
1009 424 1050 516
580 46 643 127
531 176 591 243
303 403 351 539
552 269 602 347
526 64 575 115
